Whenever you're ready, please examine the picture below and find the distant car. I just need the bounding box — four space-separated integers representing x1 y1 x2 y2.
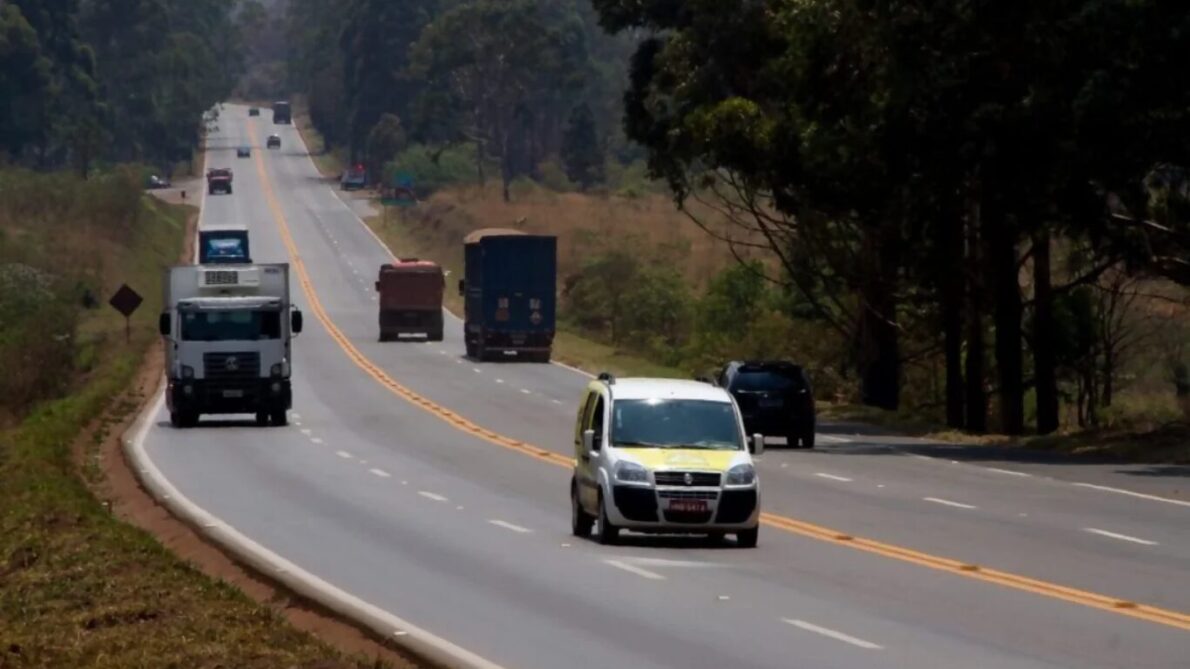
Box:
718 361 816 448
340 164 367 190
266 134 281 149
236 145 251 158
146 175 171 189
248 107 260 117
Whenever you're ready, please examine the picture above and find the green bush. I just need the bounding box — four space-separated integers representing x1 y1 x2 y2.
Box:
386 144 494 196
537 160 575 192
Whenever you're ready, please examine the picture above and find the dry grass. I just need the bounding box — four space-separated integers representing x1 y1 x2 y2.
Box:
0 175 392 668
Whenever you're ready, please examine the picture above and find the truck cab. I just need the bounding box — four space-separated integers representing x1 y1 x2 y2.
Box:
375 259 445 341
198 225 252 265
159 263 302 427
458 228 556 362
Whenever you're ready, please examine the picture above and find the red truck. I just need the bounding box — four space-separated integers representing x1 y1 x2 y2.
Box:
206 167 233 195
375 260 445 341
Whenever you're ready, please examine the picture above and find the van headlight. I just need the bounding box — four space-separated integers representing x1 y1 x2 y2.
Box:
725 464 756 486
181 365 194 379
614 461 649 484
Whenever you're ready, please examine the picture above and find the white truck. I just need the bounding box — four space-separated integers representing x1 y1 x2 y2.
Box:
158 263 303 427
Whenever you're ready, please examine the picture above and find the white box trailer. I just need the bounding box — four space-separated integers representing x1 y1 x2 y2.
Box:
159 263 303 427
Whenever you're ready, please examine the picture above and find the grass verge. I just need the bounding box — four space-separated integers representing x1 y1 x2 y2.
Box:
0 188 396 668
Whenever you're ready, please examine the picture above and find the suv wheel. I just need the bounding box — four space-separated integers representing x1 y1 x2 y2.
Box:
736 526 759 548
571 479 594 537
596 492 620 545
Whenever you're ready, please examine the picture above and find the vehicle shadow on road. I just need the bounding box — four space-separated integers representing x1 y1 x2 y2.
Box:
154 419 269 429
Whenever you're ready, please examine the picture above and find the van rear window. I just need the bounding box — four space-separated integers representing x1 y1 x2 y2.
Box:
733 369 805 392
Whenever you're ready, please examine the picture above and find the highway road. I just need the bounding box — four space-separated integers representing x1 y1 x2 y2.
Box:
135 104 1190 668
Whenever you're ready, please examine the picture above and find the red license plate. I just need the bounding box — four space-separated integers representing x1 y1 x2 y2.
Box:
668 499 707 513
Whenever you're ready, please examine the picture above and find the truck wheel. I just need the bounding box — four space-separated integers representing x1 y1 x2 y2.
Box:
429 328 444 342
596 492 620 545
255 412 269 427
208 187 215 195
270 410 288 427
534 351 551 364
800 431 816 449
475 343 487 362
571 479 594 537
465 342 477 358
170 411 184 428
227 186 232 194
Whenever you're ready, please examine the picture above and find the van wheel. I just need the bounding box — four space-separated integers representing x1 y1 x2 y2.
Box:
255 412 269 427
736 526 759 548
596 492 620 545
571 479 594 537
270 410 288 427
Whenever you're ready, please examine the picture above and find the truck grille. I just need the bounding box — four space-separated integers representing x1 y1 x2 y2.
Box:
203 352 260 380
654 471 721 487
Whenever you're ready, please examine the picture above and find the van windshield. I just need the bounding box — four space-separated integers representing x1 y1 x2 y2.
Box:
181 309 280 341
611 399 741 450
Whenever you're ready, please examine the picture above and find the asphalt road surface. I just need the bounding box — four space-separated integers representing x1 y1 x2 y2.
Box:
138 105 1190 669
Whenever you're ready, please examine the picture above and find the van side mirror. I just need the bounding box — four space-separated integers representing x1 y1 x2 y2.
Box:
457 278 465 296
582 428 596 453
751 433 765 456
158 313 170 336
291 309 304 334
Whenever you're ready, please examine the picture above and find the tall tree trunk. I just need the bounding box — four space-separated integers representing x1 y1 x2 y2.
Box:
985 198 1025 435
1102 347 1114 407
941 206 965 428
857 223 901 411
1033 229 1059 434
964 196 988 432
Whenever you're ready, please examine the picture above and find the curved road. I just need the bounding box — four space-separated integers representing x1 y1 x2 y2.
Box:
137 105 1190 669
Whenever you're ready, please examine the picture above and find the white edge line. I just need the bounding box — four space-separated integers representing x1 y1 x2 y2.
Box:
488 520 532 534
604 559 665 580
1084 527 1159 546
923 497 977 510
814 473 853 483
1071 482 1190 508
782 619 883 650
124 388 505 669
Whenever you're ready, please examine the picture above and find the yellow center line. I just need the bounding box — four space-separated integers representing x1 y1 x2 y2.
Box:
244 121 1190 633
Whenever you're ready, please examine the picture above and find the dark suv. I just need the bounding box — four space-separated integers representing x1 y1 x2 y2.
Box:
718 361 816 448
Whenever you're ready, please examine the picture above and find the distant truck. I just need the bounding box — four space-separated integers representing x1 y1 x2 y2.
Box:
159 263 302 428
459 229 556 362
375 260 445 341
272 100 291 124
206 167 232 195
198 225 251 264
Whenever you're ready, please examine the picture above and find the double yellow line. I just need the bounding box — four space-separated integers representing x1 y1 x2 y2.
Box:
245 122 1190 633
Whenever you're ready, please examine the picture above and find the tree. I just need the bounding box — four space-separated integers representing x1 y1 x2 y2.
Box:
0 3 53 159
365 113 407 183
561 103 603 190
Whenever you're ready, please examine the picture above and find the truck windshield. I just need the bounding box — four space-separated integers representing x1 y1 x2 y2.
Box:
181 309 281 341
201 236 248 262
611 399 741 450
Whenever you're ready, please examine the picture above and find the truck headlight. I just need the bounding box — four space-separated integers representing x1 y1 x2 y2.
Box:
270 363 284 377
181 365 194 379
614 461 649 484
725 464 756 486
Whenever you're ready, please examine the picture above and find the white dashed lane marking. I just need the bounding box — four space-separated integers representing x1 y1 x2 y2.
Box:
310 437 324 445
489 520 532 534
815 473 853 483
335 450 352 459
782 619 883 650
1084 528 1159 546
369 468 391 478
604 559 665 580
1072 483 1190 508
418 491 449 502
923 497 976 510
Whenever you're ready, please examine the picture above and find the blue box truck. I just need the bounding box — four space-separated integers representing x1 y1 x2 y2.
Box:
458 228 556 362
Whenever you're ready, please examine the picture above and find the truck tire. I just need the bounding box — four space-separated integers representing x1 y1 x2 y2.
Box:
171 411 198 428
208 186 215 195
270 409 288 427
800 431 816 449
255 412 269 427
226 185 232 194
428 327 444 342
465 341 476 359
533 351 551 364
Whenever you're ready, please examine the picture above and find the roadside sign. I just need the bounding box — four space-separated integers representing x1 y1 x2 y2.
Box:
109 284 143 342
394 172 415 189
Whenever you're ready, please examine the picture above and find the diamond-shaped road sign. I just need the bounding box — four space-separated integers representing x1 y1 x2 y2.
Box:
108 284 143 317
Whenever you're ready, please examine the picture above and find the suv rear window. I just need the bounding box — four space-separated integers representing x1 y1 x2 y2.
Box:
732 369 805 393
